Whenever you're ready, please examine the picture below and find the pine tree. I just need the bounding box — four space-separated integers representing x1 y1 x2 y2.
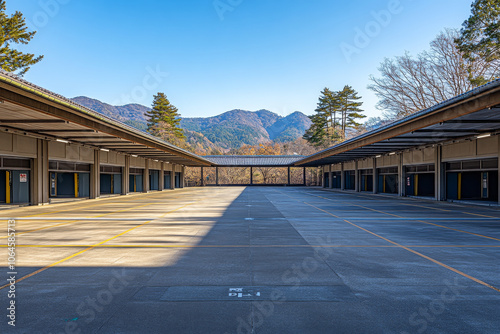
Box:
0 0 43 76
456 0 500 62
337 85 365 136
304 88 340 147
316 88 339 130
303 113 329 147
304 86 365 147
146 93 185 140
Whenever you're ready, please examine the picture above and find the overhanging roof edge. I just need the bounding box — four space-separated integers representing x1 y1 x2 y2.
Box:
294 79 500 166
0 71 213 166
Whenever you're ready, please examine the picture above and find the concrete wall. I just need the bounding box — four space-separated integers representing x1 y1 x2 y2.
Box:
442 136 499 162
403 147 435 165
0 132 37 158
376 154 399 168
163 163 173 172
321 138 500 204
344 162 355 170
149 160 162 170
358 158 373 170
48 141 94 163
0 132 187 206
130 156 146 168
331 164 342 172
100 151 126 166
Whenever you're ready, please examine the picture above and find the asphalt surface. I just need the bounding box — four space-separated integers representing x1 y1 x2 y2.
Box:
0 187 499 333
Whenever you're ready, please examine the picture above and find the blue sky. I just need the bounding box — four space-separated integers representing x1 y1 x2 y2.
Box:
14 0 473 118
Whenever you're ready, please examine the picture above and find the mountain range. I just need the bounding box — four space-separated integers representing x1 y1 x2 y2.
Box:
71 96 312 150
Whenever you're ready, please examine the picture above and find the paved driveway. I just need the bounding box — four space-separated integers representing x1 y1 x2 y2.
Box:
0 187 499 333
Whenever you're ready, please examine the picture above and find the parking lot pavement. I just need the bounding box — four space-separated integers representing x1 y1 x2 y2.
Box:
0 187 499 333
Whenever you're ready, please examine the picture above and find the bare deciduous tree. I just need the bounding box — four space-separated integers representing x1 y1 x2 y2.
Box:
368 29 500 119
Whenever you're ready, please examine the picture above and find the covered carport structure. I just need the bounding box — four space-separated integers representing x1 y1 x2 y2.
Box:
199 155 306 186
295 79 500 205
0 71 213 206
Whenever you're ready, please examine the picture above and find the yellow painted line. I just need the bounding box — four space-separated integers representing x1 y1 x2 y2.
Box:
0 244 399 248
0 188 215 233
306 202 500 293
0 202 158 239
351 204 401 218
6 171 10 204
350 203 500 241
1 244 500 248
414 174 418 197
74 173 78 198
306 192 500 241
11 188 196 218
414 220 500 241
400 203 452 212
0 220 80 238
314 188 500 218
0 202 194 290
461 212 497 218
458 173 462 200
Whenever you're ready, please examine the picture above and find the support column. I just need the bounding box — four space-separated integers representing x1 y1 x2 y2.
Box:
355 161 360 192
91 149 100 199
170 164 176 189
180 165 185 188
216 167 219 186
321 166 325 188
435 145 445 201
144 159 150 193
201 167 204 187
303 167 306 186
328 165 333 189
287 167 291 186
340 163 345 191
32 139 49 205
250 167 254 185
398 154 405 197
159 162 165 191
122 155 130 195
372 158 378 194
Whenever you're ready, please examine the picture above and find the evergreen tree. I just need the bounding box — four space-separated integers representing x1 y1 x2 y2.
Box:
303 113 329 147
316 88 339 130
0 0 43 76
337 85 365 135
146 93 185 139
303 88 341 147
304 86 365 147
456 0 500 62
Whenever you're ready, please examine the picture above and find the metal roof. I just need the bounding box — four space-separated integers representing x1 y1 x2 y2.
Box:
0 71 213 167
204 155 305 167
294 79 500 167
